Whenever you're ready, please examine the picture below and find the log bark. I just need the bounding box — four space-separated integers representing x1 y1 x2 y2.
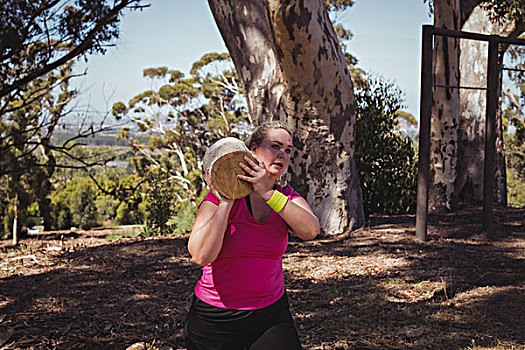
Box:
208 0 364 233
203 137 256 200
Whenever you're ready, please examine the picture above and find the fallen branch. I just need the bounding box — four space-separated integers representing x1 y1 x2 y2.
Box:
10 255 40 264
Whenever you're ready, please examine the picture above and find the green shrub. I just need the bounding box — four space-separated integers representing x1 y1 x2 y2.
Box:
2 210 14 239
167 191 205 235
142 169 177 236
507 168 525 208
504 114 525 208
50 178 99 230
354 76 418 216
95 195 120 224
105 227 140 241
56 207 72 229
114 201 144 225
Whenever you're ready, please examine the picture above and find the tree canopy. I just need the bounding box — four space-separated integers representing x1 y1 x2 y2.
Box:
111 52 252 235
424 0 525 21
481 0 525 23
0 0 149 177
0 0 147 103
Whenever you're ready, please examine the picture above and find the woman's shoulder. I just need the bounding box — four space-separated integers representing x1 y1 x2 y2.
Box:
202 190 220 205
201 190 242 206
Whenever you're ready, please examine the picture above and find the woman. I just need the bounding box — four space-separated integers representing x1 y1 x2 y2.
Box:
185 120 320 350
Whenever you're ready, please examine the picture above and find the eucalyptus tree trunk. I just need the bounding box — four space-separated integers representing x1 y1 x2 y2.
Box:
12 192 19 245
38 139 56 231
208 0 364 234
431 0 522 211
457 5 519 206
430 0 462 212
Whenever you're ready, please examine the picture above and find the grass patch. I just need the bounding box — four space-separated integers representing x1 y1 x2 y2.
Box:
105 226 141 241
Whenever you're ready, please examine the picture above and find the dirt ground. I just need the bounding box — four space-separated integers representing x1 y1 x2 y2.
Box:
0 206 524 350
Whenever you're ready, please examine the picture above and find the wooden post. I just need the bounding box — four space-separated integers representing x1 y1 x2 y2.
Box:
416 25 433 242
482 37 499 233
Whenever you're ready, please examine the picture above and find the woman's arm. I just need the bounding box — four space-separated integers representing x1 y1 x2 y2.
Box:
188 173 234 266
272 195 319 240
188 201 233 265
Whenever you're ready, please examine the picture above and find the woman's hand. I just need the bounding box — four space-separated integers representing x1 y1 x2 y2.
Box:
238 156 273 200
237 156 319 240
204 169 232 203
238 156 320 240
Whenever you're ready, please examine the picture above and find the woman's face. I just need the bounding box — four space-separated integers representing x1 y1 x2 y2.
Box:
251 128 293 182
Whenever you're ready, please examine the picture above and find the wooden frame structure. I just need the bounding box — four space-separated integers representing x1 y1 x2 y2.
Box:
416 25 525 241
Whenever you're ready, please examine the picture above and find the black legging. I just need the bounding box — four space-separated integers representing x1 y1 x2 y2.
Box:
184 293 302 350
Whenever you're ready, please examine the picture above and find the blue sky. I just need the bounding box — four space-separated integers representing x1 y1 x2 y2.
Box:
74 1 433 120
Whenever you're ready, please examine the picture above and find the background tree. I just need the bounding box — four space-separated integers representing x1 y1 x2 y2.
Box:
457 2 524 207
502 39 525 207
0 0 147 102
0 61 77 241
44 144 143 231
208 0 364 234
113 53 252 234
1 170 33 244
0 0 147 242
428 0 524 211
503 104 525 207
0 0 147 179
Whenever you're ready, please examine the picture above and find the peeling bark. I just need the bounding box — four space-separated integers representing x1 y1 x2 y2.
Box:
208 0 284 125
208 0 364 233
430 0 461 212
431 0 522 211
457 5 513 206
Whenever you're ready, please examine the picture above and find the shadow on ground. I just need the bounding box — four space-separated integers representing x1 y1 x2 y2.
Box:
0 206 523 349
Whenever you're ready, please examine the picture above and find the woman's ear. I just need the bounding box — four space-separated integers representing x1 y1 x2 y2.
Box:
250 144 257 154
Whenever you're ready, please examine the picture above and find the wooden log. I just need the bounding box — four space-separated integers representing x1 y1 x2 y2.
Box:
203 137 258 199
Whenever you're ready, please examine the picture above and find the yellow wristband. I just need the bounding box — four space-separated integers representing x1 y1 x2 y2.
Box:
266 190 289 213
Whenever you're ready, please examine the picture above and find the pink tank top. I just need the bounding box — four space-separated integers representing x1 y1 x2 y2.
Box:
194 184 301 310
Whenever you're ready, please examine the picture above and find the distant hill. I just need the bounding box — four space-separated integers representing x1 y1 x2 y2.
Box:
52 131 151 147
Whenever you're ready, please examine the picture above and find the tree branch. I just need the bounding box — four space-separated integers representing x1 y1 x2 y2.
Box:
0 0 146 100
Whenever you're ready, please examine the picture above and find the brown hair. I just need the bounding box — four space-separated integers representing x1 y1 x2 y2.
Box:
246 120 292 149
